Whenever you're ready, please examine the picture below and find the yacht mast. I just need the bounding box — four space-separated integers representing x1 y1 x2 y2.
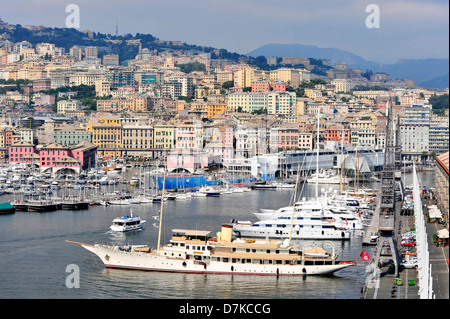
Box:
288 163 301 245
315 109 320 198
157 168 166 252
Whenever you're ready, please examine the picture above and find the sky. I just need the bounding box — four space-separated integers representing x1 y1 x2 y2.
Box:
1 0 448 64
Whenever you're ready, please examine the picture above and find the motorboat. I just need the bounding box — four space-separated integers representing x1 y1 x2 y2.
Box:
110 210 145 232
109 199 131 205
197 186 221 196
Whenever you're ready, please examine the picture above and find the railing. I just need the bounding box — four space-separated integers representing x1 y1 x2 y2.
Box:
413 163 434 299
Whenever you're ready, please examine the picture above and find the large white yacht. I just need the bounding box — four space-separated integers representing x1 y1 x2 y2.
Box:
232 214 351 240
255 199 365 230
68 224 355 276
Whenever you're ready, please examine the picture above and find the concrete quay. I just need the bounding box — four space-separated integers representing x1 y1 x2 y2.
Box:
362 196 449 299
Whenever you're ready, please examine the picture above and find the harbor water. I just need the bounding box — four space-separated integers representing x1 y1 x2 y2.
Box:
0 171 435 299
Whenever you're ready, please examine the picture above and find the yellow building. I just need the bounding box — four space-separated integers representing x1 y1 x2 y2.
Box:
86 116 122 157
207 103 227 118
269 68 300 87
233 67 264 88
153 122 175 157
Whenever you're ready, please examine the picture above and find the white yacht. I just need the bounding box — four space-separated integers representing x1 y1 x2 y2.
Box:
255 200 364 230
110 210 146 232
68 225 356 276
109 199 131 205
232 214 350 240
306 170 353 185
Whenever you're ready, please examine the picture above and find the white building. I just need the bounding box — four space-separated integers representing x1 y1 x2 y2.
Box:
57 99 82 115
267 91 296 115
227 92 268 113
331 78 357 93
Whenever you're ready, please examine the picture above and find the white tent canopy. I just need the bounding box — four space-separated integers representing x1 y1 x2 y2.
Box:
427 205 443 220
437 229 449 239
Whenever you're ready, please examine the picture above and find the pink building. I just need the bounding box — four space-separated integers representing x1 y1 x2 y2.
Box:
8 141 37 163
70 140 97 169
167 149 221 173
9 140 97 173
251 80 270 92
39 143 71 168
32 78 51 92
34 94 56 106
272 81 286 92
270 124 300 152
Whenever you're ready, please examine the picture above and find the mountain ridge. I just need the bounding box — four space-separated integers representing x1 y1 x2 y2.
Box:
247 43 449 89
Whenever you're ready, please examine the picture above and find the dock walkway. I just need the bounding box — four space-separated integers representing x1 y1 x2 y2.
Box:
362 196 449 299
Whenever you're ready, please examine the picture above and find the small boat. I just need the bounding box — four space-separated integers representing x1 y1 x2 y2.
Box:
198 186 221 196
251 181 276 190
27 200 59 212
152 196 167 203
129 176 140 186
110 210 145 232
109 199 131 205
130 198 142 204
0 202 15 214
60 200 89 210
10 200 29 211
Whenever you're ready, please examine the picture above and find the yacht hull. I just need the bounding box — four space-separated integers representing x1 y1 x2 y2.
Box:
81 244 354 276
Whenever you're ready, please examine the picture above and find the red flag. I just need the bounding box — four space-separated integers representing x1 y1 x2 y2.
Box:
358 209 361 218
360 249 370 262
345 219 348 226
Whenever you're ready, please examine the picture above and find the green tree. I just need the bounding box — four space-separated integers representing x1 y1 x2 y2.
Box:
222 81 234 89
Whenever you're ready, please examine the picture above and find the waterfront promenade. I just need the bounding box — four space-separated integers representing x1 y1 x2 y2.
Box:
363 193 449 299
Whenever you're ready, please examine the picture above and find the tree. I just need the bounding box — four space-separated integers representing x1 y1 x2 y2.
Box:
222 81 234 89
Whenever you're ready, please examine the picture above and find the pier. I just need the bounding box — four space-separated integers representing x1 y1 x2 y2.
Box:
361 109 448 299
362 164 449 299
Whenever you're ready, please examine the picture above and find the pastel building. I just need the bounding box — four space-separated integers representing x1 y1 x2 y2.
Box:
9 140 97 173
251 80 270 92
8 141 37 163
324 128 351 145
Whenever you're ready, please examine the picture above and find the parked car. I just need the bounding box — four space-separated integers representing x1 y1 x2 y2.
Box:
401 240 416 246
401 256 418 269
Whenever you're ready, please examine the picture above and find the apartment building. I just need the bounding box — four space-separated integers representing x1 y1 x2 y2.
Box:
53 124 92 146
96 96 150 112
57 99 82 115
267 91 296 116
227 92 268 113
32 78 51 92
84 46 98 59
121 125 154 157
206 104 227 118
87 116 122 157
175 122 204 151
233 67 263 88
153 122 175 158
103 54 119 66
168 76 194 97
331 78 357 93
400 105 432 154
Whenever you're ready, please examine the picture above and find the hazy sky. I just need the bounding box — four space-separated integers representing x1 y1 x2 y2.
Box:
1 0 448 64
